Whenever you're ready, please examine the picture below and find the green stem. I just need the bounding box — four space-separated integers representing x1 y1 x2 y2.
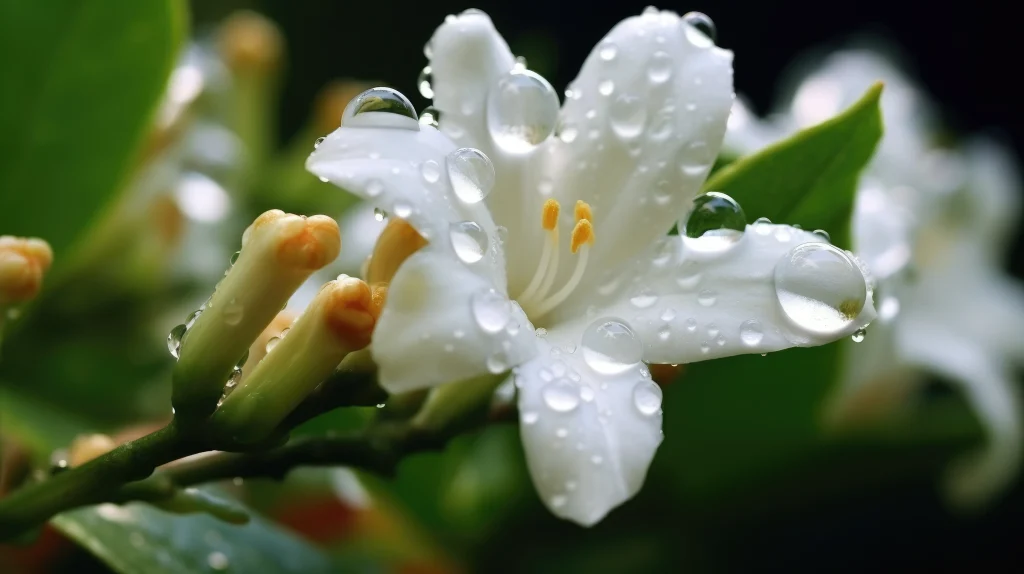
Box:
0 423 194 539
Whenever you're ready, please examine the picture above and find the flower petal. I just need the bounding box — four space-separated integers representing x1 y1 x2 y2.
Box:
853 179 914 280
514 335 662 526
549 224 875 364
307 121 507 290
544 9 733 283
371 244 537 393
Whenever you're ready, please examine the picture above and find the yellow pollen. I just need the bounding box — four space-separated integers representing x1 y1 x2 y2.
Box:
570 219 595 254
542 199 560 231
574 200 593 223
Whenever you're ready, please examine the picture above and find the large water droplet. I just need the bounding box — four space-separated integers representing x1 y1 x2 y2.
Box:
851 328 866 343
581 318 643 374
648 51 673 84
471 289 511 333
543 379 580 412
740 319 764 346
447 148 495 204
167 324 187 359
486 69 559 153
341 87 419 129
682 11 716 46
609 94 647 139
185 308 203 328
417 66 434 99
774 243 867 335
633 380 663 416
449 221 489 264
681 192 746 253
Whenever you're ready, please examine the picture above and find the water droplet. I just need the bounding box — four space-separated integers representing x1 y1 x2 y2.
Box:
535 327 548 337
599 41 617 61
697 290 717 307
660 308 676 322
658 325 671 341
223 298 243 326
648 51 673 83
341 87 418 129
774 227 792 242
522 410 539 424
167 324 187 359
851 328 866 343
419 106 441 128
700 342 710 354
682 11 717 46
265 336 280 353
207 551 230 571
609 94 647 139
633 381 663 416
598 80 615 96
487 351 510 373
486 69 559 153
629 288 658 308
417 66 434 98
449 221 489 264
685 318 698 332
753 217 772 235
681 192 746 253
543 379 580 412
581 318 643 374
550 494 568 508
774 243 867 335
373 207 387 222
471 289 511 333
447 148 495 203
393 202 412 218
706 324 720 338
235 349 248 370
185 309 203 328
813 229 831 242
580 386 595 402
716 335 726 346
313 137 325 149
740 320 764 346
420 160 441 183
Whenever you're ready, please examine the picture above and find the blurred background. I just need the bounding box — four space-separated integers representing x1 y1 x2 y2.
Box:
2 0 1022 572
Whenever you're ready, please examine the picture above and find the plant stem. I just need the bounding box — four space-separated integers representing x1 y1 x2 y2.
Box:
0 423 194 539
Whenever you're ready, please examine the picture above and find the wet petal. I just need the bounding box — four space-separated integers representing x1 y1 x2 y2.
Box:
514 335 662 526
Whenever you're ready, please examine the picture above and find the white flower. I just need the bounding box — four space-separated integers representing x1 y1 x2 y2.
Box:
727 48 1024 508
307 9 875 525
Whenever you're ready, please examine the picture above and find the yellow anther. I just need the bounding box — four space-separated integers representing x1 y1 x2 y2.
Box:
542 199 560 231
570 219 595 254
574 200 593 223
366 218 428 284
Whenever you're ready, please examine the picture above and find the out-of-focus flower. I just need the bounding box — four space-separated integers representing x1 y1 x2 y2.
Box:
0 236 52 307
726 47 1024 508
67 434 117 467
308 8 875 525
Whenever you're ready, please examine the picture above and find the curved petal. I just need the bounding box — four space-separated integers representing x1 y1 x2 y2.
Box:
371 245 537 393
540 9 734 289
514 335 662 526
549 224 876 364
307 122 508 290
853 179 915 281
895 316 1022 508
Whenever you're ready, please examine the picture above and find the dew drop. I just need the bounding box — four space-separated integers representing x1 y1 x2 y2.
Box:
648 51 673 84
373 207 387 222
486 69 559 153
660 308 676 322
685 318 698 332
522 410 539 424
419 106 441 128
543 379 580 412
486 351 510 374
417 66 434 99
740 319 764 346
682 12 717 47
681 192 746 253
633 380 663 416
207 551 230 571
753 217 772 235
580 386 595 402
879 296 900 322
629 288 658 309
185 309 203 328
223 298 243 326
393 202 412 219
471 289 511 333
774 227 792 243
341 87 419 129
813 229 831 242
447 148 495 203
420 160 441 183
449 221 489 264
774 243 867 335
229 250 241 266
609 94 647 139
581 318 643 374
558 121 579 144
852 328 866 343
265 336 280 353
697 289 717 307
167 324 187 359
599 41 617 61
598 80 615 96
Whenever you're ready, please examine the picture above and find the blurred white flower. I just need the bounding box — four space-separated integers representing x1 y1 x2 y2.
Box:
726 47 1024 508
308 9 874 525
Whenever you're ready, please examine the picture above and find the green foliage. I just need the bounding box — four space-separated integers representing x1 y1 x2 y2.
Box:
0 0 187 258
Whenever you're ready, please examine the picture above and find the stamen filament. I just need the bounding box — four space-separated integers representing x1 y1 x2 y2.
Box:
529 247 590 320
516 228 556 303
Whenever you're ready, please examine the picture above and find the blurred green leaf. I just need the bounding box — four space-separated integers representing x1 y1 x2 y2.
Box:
704 82 884 248
52 493 336 574
0 0 187 257
0 386 85 464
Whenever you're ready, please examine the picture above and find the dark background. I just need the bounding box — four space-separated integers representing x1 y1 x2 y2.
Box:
190 1 1023 571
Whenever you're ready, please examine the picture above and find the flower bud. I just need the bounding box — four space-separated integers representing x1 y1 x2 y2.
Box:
67 434 116 467
0 236 53 306
172 210 340 419
209 276 384 444
217 11 283 75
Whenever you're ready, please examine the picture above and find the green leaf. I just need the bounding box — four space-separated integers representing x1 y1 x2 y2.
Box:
704 82 884 247
0 0 187 257
52 493 336 574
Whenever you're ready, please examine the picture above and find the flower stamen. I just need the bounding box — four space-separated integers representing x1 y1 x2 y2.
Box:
529 219 594 319
516 199 560 303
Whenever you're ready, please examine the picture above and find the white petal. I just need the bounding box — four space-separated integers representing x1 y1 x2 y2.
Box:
549 224 875 364
895 316 1022 508
371 245 537 393
336 202 386 276
306 120 507 290
853 179 914 280
514 335 662 526
544 9 734 285
722 96 785 157
962 137 1023 254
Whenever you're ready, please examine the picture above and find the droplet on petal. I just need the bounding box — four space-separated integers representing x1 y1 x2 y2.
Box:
581 318 643 374
543 379 580 412
419 106 441 128
449 221 489 264
471 289 511 333
486 69 559 153
599 41 618 61
753 217 772 235
633 380 663 416
447 148 495 204
647 51 673 84
167 324 187 359
609 94 647 139
681 192 746 253
341 87 419 130
774 243 868 335
417 66 434 99
682 11 717 47
739 319 764 346
851 328 866 343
